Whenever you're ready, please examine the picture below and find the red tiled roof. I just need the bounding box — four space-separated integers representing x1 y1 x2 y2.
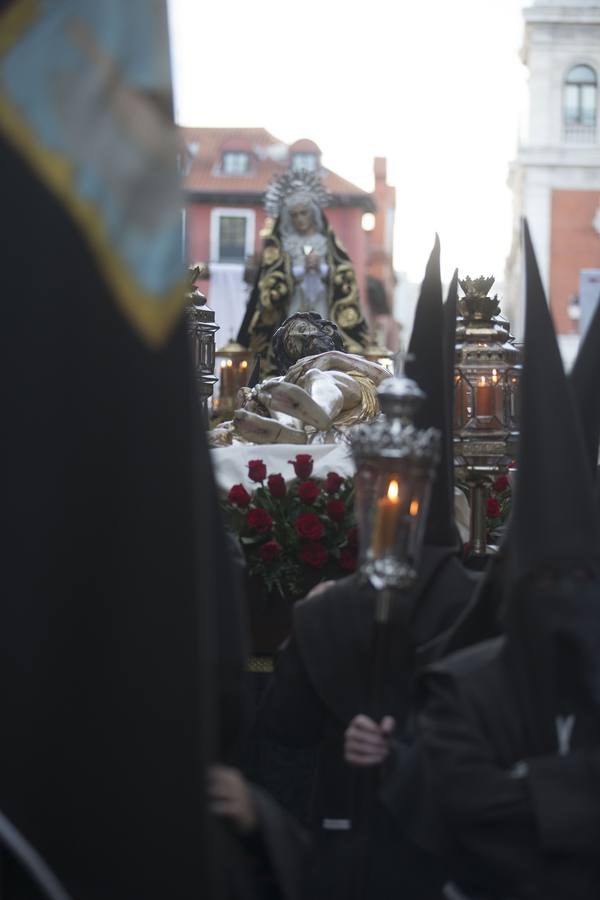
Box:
290 138 321 153
180 127 371 201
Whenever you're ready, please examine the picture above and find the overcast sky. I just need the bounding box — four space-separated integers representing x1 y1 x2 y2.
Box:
168 0 529 283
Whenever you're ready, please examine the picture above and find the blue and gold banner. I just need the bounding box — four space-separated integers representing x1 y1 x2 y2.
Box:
0 0 185 346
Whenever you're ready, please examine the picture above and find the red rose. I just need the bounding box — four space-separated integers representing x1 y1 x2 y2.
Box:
246 507 273 533
486 497 501 519
289 453 313 480
324 471 344 494
340 547 357 571
248 459 267 482
267 474 286 498
298 480 320 504
347 527 359 550
494 475 510 494
295 512 324 541
228 484 251 508
326 499 345 522
259 539 282 562
299 542 328 569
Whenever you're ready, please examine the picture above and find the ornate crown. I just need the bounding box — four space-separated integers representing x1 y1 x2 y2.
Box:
458 275 501 321
264 169 331 218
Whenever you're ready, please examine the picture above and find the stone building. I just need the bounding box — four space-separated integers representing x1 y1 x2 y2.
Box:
506 0 600 364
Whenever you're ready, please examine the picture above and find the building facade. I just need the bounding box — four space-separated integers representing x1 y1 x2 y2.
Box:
179 128 395 349
506 0 600 363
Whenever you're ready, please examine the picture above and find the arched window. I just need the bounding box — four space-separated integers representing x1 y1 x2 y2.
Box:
563 64 597 142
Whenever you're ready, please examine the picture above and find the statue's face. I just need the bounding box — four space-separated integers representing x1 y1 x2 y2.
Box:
283 316 337 363
288 202 315 235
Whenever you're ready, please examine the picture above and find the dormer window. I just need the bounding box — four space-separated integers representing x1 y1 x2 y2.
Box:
222 151 250 175
291 152 318 172
563 64 597 143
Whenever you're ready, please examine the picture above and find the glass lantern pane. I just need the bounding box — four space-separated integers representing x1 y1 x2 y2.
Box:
459 367 507 431
357 460 434 590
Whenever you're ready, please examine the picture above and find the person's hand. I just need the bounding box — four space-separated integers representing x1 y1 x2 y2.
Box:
304 251 321 272
344 714 396 766
208 765 257 834
306 580 336 600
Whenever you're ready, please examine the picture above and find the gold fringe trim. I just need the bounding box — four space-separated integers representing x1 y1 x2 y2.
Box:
246 655 274 674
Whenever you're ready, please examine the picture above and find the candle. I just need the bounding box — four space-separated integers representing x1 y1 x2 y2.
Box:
476 375 493 417
220 360 234 406
371 479 401 558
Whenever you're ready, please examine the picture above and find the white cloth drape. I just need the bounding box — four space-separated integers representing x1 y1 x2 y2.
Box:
209 263 248 346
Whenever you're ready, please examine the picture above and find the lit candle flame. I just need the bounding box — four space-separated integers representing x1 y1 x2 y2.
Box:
240 360 248 369
226 359 233 367
409 499 419 517
491 368 498 385
479 375 486 386
387 479 399 502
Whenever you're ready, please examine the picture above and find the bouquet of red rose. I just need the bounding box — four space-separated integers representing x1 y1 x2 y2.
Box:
485 473 512 544
222 453 358 600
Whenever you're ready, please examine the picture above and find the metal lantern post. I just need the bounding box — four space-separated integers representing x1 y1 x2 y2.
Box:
185 269 219 427
453 277 521 556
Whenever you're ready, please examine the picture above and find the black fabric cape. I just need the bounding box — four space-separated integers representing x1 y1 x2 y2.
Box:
256 547 475 900
1 130 217 897
395 639 600 900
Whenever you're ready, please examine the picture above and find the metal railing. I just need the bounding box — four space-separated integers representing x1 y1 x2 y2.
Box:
562 123 598 144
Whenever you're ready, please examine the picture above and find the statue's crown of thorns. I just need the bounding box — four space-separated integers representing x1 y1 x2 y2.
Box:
264 169 330 218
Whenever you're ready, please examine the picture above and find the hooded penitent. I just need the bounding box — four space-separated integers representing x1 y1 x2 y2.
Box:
444 244 600 658
399 239 476 655
406 235 457 549
501 220 600 755
291 240 477 733
569 294 600 478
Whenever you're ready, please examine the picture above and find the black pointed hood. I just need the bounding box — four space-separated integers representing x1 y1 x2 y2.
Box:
405 236 457 547
512 221 600 580
570 297 600 476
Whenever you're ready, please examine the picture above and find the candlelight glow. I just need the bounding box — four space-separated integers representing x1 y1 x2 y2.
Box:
491 368 499 384
387 479 399 502
240 360 248 369
409 499 419 516
479 375 486 386
226 359 233 367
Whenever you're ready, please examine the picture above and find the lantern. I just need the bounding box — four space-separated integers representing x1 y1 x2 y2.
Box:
185 268 219 427
351 375 441 593
453 276 521 556
214 341 255 416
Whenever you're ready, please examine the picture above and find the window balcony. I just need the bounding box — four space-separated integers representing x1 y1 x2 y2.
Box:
562 123 597 144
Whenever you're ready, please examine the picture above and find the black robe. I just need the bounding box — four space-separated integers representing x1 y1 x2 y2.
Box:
219 786 309 900
256 547 476 900
397 638 600 900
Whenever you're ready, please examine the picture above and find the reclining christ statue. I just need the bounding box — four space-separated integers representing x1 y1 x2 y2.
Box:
210 313 391 446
